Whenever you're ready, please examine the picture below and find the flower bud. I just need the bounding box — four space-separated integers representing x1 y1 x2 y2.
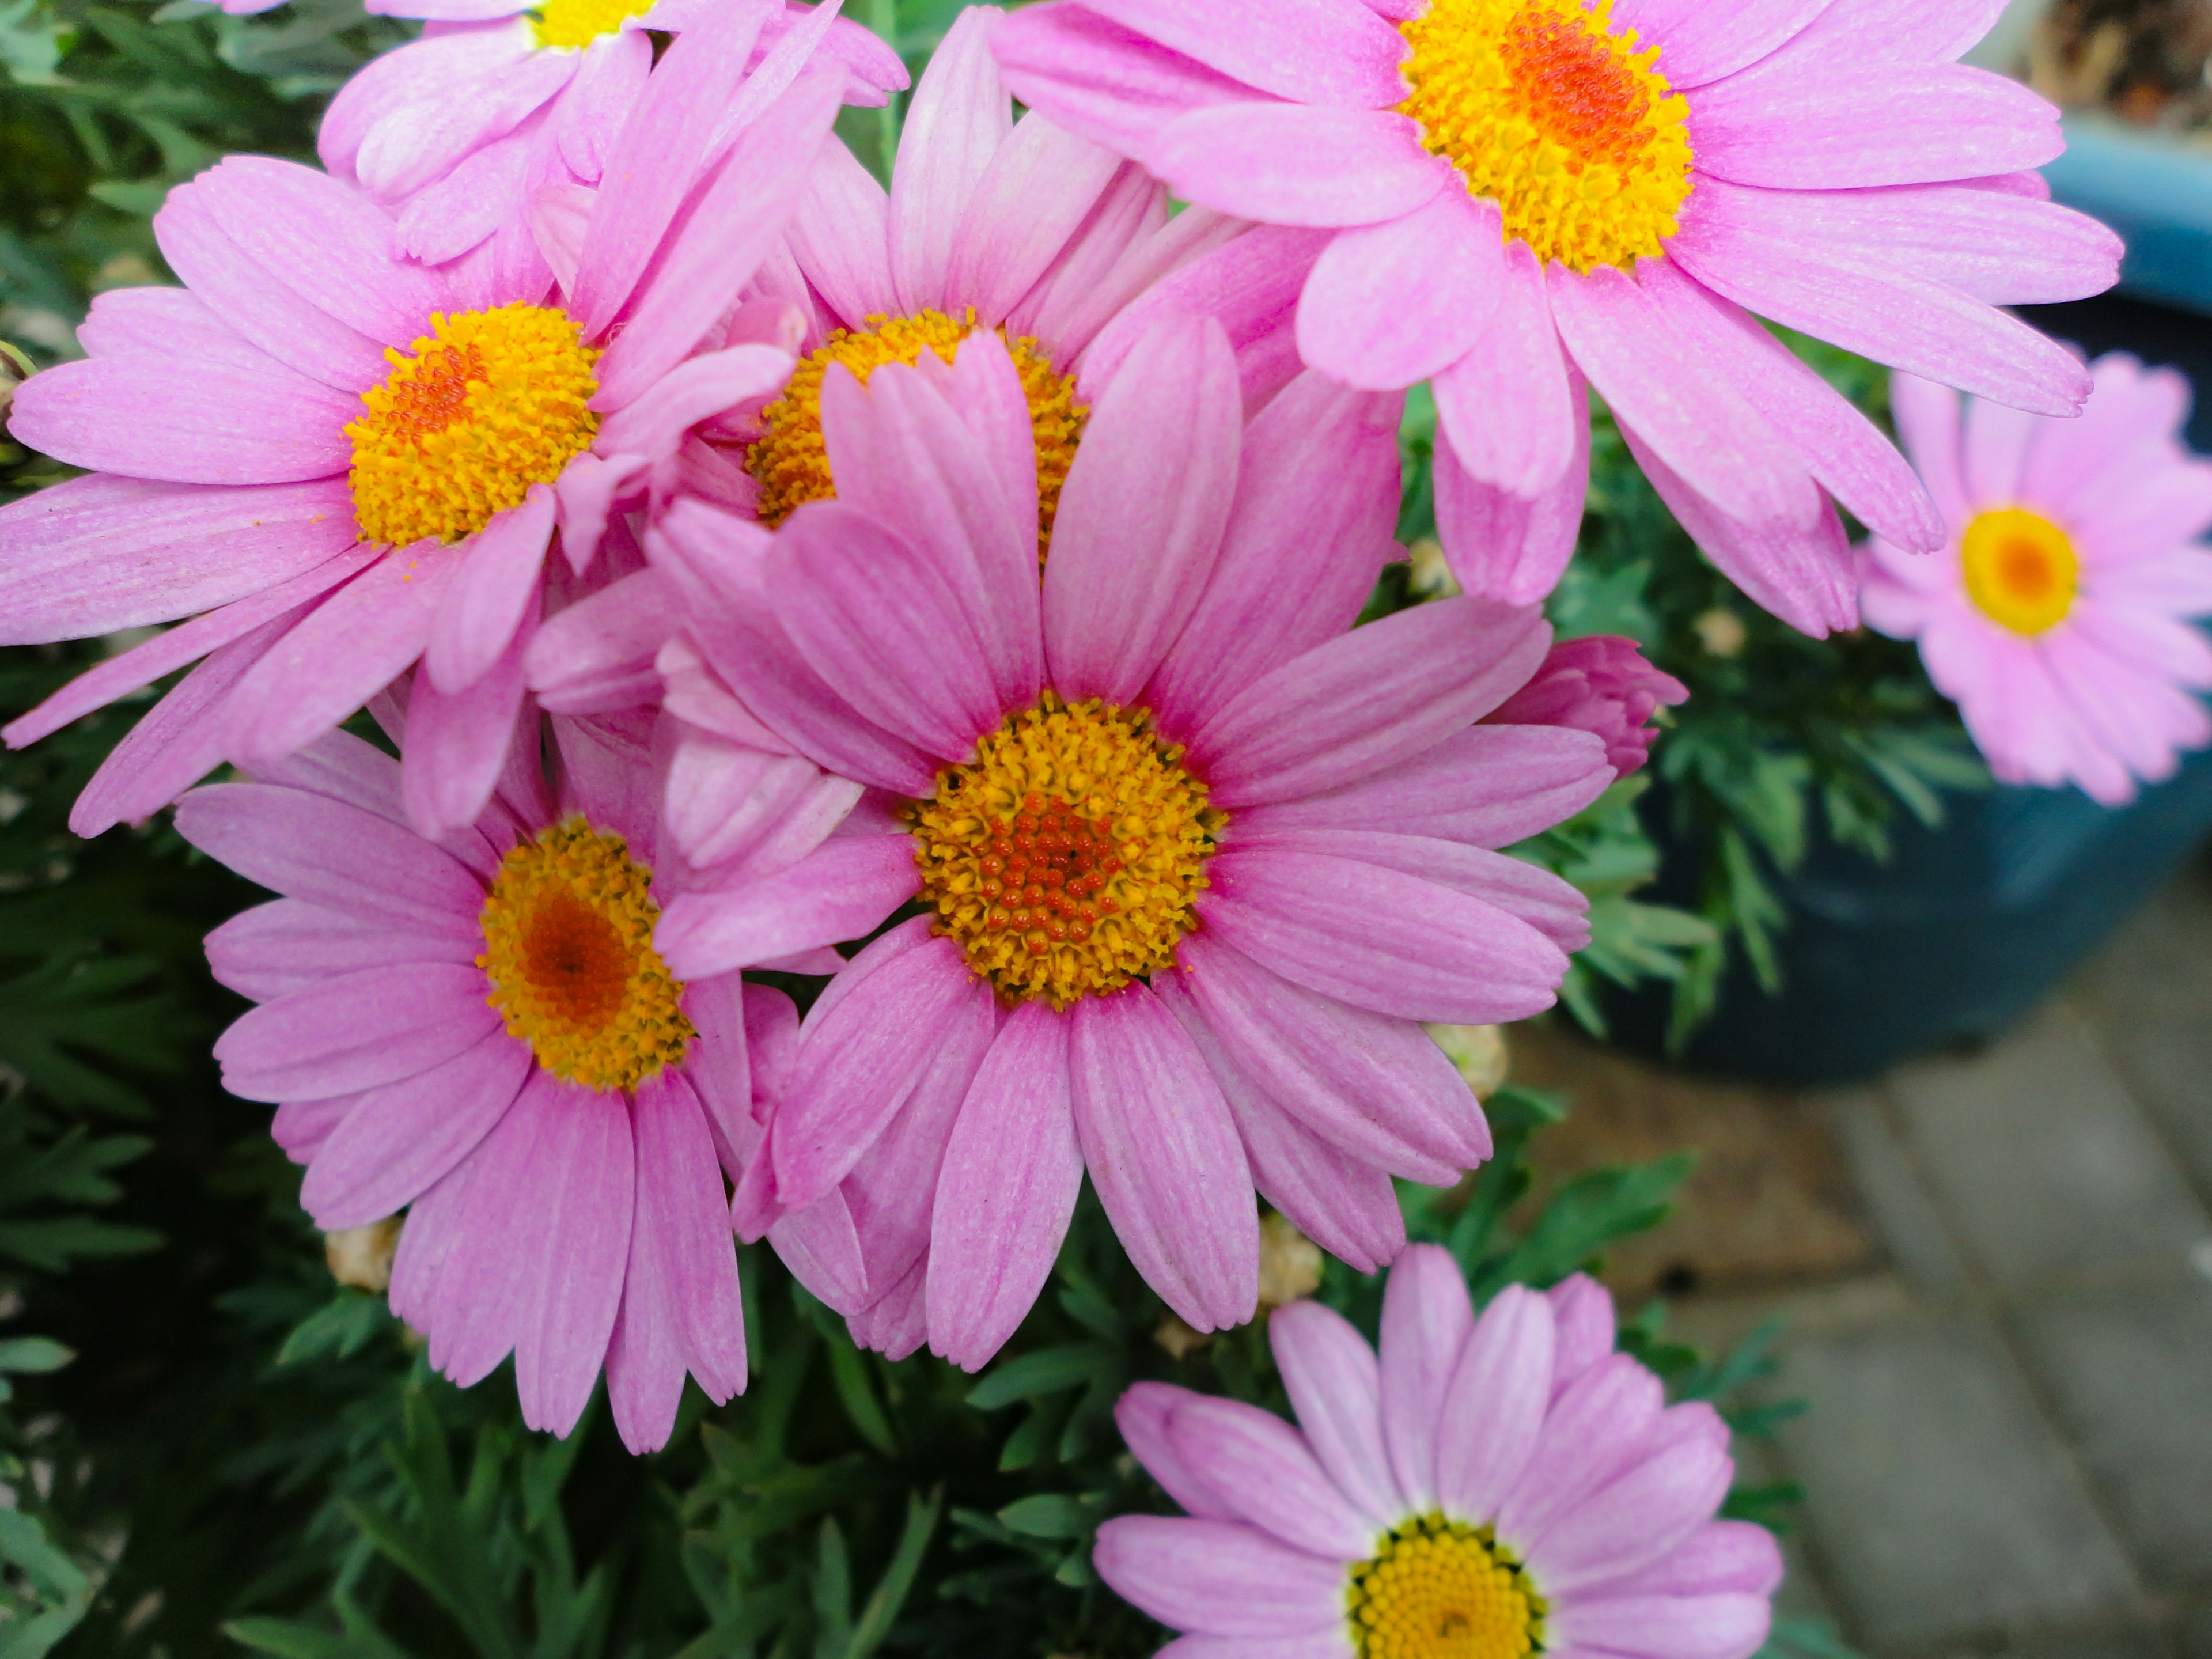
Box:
1486 636 1688 779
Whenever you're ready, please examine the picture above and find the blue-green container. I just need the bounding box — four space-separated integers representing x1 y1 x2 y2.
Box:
2044 117 2212 319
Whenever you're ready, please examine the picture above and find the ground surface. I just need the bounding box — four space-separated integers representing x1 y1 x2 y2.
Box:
1521 853 2212 1659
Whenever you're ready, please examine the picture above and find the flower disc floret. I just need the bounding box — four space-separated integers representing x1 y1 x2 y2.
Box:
1347 1514 1546 1659
1961 506 2080 635
348 303 601 548
745 308 1086 554
908 692 1223 1008
478 820 695 1092
1397 0 1693 274
529 0 656 49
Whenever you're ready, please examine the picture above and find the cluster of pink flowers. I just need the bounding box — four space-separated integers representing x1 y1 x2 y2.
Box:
1 0 2202 1645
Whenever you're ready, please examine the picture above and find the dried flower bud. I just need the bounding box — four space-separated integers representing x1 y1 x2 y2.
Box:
324 1216 403 1294
1429 1023 1510 1096
1256 1214 1323 1310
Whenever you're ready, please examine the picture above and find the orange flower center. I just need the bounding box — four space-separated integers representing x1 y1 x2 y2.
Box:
1961 507 2080 635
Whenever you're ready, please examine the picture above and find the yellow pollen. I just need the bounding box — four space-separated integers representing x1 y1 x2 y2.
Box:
1397 0 1694 274
745 308 1087 558
1348 1516 1546 1659
477 820 695 1093
529 0 656 50
907 692 1223 1009
347 303 600 548
1961 507 2080 636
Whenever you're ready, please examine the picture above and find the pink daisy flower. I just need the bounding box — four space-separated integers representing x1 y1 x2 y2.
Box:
1485 635 1686 779
177 704 872 1452
1099 1247 1780 1659
730 3 1315 543
1861 357 2212 806
637 322 1614 1369
0 8 843 840
991 0 2124 637
314 0 902 288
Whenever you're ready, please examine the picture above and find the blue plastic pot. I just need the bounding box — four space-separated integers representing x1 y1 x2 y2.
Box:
1606 747 2212 1086
2044 116 2212 320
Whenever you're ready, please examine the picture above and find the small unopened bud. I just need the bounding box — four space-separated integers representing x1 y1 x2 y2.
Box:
325 1216 403 1293
1430 1023 1510 1096
0 340 33 421
1692 607 1747 658
1406 537 1462 599
1152 1313 1210 1361
1257 1213 1323 1310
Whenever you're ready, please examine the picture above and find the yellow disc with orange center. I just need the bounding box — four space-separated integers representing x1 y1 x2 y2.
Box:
1397 0 1694 273
347 303 601 548
744 308 1088 559
907 692 1223 1008
478 820 696 1093
1960 507 2080 635
530 0 656 50
1347 1515 1546 1659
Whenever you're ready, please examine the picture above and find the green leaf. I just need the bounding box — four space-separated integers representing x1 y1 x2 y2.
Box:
0 1335 71 1373
965 1342 1113 1411
1481 1152 1696 1292
994 1495 1090 1541
833 1486 940 1659
825 1335 897 1459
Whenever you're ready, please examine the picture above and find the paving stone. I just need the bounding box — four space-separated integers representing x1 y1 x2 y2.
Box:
1969 1622 2172 1659
2073 869 2212 1205
2010 1278 2212 1590
1768 1315 2141 1652
1821 1089 1968 1291
1884 1008 2210 1291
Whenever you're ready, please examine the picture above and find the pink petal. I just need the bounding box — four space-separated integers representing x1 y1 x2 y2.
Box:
1188 596 1552 808
300 1029 532 1228
1145 371 1403 737
1148 102 1446 229
1609 0 1828 88
787 137 895 327
174 781 485 936
1432 243 1577 497
212 963 499 1103
1433 1284 1553 1521
1090 1516 1347 1638
1434 385 1593 608
1079 0 1407 109
1496 1353 1665 1545
1069 986 1257 1332
430 1072 635 1438
605 1070 750 1454
1164 1394 1373 1558
1586 1519 1784 1599
1200 849 1569 1024
945 112 1126 327
1175 935 1488 1183
1236 724 1612 850
1551 1594 1772 1659
1888 372 1970 524
1668 176 2094 416
926 1001 1085 1370
889 6 1012 315
1524 1436 1736 1593
399 595 537 837
10 356 354 486
772 937 993 1209
655 834 919 977
1548 1274 1618 1397
1268 1299 1403 1530
1377 1242 1473 1511
1044 314 1243 704
768 501 1003 759
1117 1381 1241 1520
1156 971 1406 1274
205 896 475 1002
1297 190 1505 390
1688 60 2061 191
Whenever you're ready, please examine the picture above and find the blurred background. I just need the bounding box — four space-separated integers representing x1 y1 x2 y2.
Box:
0 0 2209 1655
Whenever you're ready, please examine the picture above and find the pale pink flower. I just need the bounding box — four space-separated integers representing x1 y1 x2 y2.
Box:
1862 357 2212 805
313 0 902 286
621 322 1612 1369
992 0 2122 638
175 707 861 1452
1486 635 1686 779
1 9 843 840
1099 1248 1779 1659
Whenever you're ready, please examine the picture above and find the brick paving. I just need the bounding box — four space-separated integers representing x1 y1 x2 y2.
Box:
1514 855 2212 1659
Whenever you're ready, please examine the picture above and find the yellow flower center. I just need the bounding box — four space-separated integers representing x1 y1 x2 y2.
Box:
745 308 1088 558
530 0 656 50
347 304 600 549
1961 507 2080 636
1349 1516 1546 1659
1397 0 1694 274
907 692 1223 1008
477 820 695 1093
